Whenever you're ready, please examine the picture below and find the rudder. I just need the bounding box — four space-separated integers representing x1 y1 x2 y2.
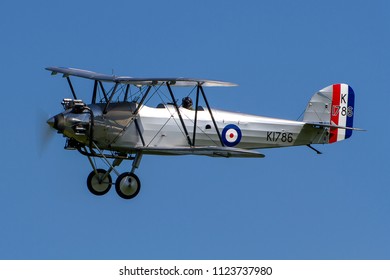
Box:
303 84 355 143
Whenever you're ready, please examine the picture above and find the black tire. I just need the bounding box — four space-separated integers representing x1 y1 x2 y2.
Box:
86 169 112 196
115 172 141 199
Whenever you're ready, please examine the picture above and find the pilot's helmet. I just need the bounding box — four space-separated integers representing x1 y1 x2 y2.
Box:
182 96 193 109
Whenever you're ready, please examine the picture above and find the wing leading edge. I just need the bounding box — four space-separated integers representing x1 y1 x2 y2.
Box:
46 66 238 87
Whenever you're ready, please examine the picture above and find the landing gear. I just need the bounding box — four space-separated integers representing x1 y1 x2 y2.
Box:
115 172 141 199
86 169 112 196
84 147 143 200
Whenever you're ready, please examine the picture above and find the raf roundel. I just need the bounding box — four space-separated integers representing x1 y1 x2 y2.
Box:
222 124 242 147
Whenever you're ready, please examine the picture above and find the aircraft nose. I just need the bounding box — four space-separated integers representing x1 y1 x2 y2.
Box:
47 114 65 132
47 117 55 128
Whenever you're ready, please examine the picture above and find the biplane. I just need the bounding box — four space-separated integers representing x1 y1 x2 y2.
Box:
46 67 362 200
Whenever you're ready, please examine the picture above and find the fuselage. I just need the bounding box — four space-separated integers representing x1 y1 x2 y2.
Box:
50 102 329 153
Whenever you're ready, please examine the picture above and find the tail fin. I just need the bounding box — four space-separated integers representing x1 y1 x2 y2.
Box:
303 84 355 143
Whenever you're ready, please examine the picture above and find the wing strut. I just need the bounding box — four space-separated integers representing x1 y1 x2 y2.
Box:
166 83 193 146
192 85 200 146
98 81 109 103
132 86 152 147
133 86 152 115
66 77 77 99
134 119 146 146
199 85 224 147
92 80 98 104
103 82 119 114
124 84 130 101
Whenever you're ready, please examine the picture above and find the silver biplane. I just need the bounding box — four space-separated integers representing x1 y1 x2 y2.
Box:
46 67 362 200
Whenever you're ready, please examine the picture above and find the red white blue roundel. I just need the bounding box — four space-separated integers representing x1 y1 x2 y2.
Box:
222 124 242 147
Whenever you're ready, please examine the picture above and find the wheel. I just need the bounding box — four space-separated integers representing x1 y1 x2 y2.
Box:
87 169 112 196
115 172 141 199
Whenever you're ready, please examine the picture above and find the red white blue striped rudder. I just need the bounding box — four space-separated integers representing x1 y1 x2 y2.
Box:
303 83 355 143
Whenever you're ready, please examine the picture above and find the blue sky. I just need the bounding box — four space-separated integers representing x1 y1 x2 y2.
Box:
1 0 389 259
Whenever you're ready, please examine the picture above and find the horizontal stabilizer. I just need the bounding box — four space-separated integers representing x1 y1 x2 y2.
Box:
306 122 366 131
136 146 265 158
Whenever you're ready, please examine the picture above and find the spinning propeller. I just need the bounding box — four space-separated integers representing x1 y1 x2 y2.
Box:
37 109 57 155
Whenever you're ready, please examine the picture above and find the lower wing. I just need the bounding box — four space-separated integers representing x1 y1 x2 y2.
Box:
136 146 265 158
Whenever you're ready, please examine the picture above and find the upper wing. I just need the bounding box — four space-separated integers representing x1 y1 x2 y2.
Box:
46 66 238 87
136 146 265 158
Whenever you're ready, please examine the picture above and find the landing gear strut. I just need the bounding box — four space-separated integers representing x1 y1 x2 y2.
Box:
114 152 142 199
84 146 143 200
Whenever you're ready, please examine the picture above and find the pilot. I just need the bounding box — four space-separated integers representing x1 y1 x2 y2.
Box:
182 96 193 110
